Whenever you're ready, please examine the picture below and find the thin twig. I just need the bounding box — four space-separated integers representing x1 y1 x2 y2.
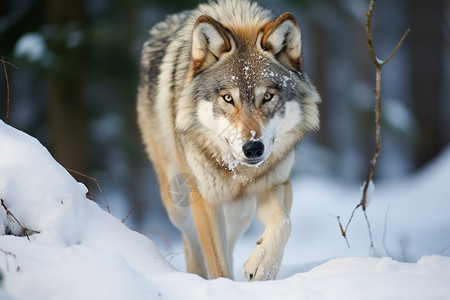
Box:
1 199 40 241
382 205 392 257
365 2 411 68
164 251 185 264
0 58 17 69
0 248 20 272
121 200 150 223
66 168 111 213
1 57 18 124
440 245 450 256
337 216 350 248
363 210 373 249
380 28 410 67
344 203 361 233
364 1 378 67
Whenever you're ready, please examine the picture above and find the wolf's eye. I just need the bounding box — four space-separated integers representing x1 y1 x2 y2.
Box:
222 94 234 104
263 92 274 103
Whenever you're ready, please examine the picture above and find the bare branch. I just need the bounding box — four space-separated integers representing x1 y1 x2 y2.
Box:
121 200 149 223
364 1 410 68
1 199 40 241
0 58 18 69
364 0 378 68
66 168 111 213
361 0 409 211
338 0 409 249
380 28 411 67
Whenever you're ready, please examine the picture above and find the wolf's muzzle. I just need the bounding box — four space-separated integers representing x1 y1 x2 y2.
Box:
242 141 265 163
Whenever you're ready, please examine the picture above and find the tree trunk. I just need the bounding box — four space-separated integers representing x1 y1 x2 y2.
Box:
409 0 447 168
46 0 87 172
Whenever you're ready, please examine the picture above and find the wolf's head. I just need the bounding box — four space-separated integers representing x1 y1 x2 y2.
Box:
176 12 320 168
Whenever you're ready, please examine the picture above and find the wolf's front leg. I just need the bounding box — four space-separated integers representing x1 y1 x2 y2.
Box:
190 189 232 279
244 181 293 281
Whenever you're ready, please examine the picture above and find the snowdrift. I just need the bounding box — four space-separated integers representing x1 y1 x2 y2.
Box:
1 120 449 300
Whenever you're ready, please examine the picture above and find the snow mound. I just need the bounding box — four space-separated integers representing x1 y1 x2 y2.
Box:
1 120 449 300
0 121 174 299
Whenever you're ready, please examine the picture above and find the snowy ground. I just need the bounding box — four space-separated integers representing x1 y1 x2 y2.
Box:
1 120 449 300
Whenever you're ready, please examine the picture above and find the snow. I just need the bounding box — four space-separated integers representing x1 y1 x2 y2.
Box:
1 119 450 299
383 98 415 133
13 33 47 62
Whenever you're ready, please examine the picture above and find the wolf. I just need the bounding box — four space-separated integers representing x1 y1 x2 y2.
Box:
137 0 320 281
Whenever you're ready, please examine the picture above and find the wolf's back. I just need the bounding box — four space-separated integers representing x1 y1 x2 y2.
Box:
138 11 190 99
136 10 194 164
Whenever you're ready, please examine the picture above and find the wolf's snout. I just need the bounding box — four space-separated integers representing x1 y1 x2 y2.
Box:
242 141 265 159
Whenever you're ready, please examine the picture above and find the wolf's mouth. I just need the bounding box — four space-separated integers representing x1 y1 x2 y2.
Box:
245 158 264 165
241 156 266 167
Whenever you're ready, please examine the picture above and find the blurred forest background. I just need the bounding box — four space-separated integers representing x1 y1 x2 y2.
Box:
0 0 449 230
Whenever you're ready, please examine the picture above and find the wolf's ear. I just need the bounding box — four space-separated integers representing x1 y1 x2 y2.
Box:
261 13 302 72
190 15 232 75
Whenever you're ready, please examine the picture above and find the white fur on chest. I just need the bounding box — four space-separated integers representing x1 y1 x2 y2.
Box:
185 147 295 205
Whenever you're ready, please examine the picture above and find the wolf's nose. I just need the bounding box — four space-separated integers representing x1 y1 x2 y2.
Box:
242 141 264 159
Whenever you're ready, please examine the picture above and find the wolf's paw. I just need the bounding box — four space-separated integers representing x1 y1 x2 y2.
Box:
243 242 282 281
